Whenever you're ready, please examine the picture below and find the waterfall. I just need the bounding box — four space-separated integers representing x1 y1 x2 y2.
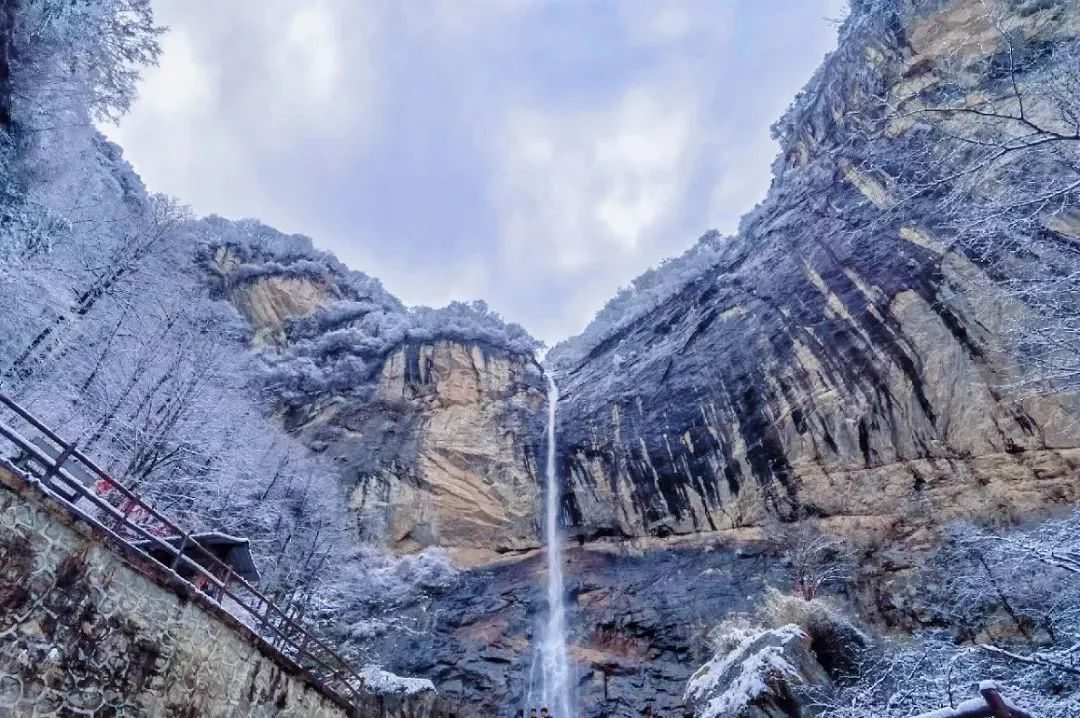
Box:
527 374 573 716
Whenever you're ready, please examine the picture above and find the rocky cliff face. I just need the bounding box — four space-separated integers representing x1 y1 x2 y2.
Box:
296 339 544 560
550 0 1080 552
375 533 780 718
209 238 546 561
211 245 341 346
192 2 1080 715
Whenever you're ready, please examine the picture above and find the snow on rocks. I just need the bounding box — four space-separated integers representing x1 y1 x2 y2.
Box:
360 664 436 696
914 698 994 718
684 624 831 718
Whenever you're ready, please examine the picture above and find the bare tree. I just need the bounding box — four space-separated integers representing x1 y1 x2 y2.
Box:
716 477 764 530
768 521 855 601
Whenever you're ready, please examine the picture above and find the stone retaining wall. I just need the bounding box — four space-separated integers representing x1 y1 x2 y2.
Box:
0 463 435 717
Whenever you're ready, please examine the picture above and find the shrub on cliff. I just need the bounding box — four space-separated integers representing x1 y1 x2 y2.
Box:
760 590 869 680
767 521 856 601
257 298 541 405
813 510 1080 717
694 587 870 696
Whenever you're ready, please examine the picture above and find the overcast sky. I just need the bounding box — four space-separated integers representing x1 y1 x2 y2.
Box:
104 1 846 346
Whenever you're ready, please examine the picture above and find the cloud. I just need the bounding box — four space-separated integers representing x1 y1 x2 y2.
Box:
707 126 780 235
138 30 213 115
497 83 698 273
103 0 383 223
618 1 737 48
106 1 842 346
266 1 379 141
396 0 530 39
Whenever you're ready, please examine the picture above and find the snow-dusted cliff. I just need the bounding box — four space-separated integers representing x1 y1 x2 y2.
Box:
2 0 1080 715
197 220 549 560
549 0 1080 553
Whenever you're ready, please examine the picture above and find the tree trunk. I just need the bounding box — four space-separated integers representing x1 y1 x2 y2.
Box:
0 0 16 129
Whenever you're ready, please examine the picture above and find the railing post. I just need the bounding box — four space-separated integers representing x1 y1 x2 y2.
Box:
981 683 1028 718
169 533 191 573
216 566 233 603
40 440 76 488
260 594 275 636
289 605 303 657
982 687 1011 718
298 628 308 651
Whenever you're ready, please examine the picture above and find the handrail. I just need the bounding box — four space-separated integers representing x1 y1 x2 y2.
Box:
0 393 368 711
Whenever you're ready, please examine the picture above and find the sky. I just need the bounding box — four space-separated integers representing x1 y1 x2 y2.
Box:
104 0 846 346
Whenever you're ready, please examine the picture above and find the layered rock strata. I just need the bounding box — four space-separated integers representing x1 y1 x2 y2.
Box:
550 0 1080 548
213 253 546 558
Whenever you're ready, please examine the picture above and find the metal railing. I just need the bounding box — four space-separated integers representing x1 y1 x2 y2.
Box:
0 393 366 714
914 683 1034 718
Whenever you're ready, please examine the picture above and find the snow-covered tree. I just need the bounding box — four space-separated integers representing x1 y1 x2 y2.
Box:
767 521 855 601
0 0 531 655
0 0 363 626
11 0 161 124
869 2 1080 394
816 510 1080 717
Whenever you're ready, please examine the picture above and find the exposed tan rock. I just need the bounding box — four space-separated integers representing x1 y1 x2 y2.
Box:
229 275 333 344
211 246 337 345
843 165 892 208
330 341 545 559
213 248 545 562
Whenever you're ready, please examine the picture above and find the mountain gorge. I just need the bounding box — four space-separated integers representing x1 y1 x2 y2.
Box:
186 1 1080 713
1 0 1079 715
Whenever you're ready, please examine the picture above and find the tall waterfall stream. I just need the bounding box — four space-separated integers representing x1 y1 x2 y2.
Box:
527 375 573 716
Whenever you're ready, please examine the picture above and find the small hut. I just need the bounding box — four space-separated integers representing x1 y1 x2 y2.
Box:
132 532 261 589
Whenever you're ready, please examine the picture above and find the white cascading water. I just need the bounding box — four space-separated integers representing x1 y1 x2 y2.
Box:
526 375 573 716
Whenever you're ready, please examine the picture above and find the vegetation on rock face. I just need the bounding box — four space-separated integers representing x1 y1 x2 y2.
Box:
259 294 540 406
545 230 731 373
860 0 1080 395
192 215 541 406
693 512 1080 715
811 511 1080 716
